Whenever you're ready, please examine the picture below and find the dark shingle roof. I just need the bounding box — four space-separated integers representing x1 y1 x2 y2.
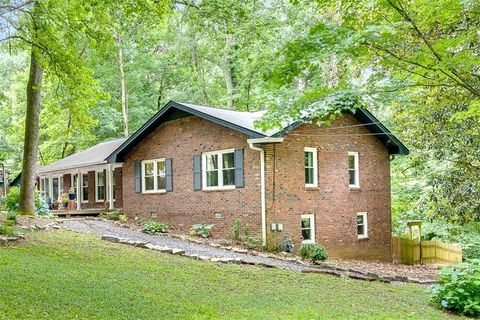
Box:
37 138 127 174
107 101 408 162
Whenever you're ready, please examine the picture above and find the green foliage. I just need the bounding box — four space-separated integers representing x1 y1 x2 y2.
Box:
299 243 328 262
6 211 18 225
0 224 15 236
100 211 127 222
243 236 262 250
3 187 50 217
431 260 480 317
141 221 169 234
189 224 214 238
232 219 241 241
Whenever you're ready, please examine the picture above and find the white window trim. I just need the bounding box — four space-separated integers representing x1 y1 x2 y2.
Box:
304 147 318 188
202 149 236 191
301 214 315 244
348 151 360 188
357 212 368 239
81 173 89 203
95 171 106 202
141 158 167 194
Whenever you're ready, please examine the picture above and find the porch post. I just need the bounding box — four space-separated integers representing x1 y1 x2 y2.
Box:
107 164 114 210
76 169 81 210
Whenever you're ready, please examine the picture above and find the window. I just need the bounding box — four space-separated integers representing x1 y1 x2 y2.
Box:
348 152 359 187
45 177 50 201
72 174 78 194
202 149 235 189
52 177 59 202
357 212 368 239
304 147 318 187
81 174 89 202
142 159 166 193
301 214 315 244
96 171 105 202
39 178 46 198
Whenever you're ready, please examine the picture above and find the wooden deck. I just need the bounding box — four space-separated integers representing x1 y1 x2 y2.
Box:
52 209 114 217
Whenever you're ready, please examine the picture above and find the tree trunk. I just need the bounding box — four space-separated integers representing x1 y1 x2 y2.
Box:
223 33 235 109
61 109 72 159
191 39 209 104
116 34 128 138
19 49 43 215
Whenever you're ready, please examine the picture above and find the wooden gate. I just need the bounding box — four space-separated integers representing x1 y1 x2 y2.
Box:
392 236 462 266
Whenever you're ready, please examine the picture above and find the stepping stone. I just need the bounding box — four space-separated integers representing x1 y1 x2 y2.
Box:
172 249 185 255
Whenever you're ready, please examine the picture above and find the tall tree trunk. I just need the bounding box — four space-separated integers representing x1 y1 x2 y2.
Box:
19 49 43 215
61 109 72 159
191 39 209 104
116 34 128 138
223 33 235 109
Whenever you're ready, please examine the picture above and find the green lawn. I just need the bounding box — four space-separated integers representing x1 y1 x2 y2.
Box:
0 231 462 320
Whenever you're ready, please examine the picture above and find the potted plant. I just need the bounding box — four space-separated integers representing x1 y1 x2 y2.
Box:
62 193 69 205
68 187 76 200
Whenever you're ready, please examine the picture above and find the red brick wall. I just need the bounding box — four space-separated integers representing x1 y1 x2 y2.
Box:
122 116 262 237
122 113 392 261
265 114 392 261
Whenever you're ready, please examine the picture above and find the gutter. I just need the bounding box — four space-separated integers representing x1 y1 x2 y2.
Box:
247 137 284 246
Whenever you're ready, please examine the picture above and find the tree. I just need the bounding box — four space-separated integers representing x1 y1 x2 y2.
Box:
0 0 168 214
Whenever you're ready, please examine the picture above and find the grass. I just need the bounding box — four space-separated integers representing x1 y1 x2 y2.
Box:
0 231 464 320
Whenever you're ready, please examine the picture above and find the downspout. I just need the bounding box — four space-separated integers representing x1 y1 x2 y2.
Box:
247 137 284 247
248 142 266 246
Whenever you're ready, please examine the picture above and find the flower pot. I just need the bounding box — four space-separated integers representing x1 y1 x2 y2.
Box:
68 193 77 200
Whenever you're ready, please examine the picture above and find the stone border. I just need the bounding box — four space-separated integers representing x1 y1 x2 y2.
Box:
101 234 278 268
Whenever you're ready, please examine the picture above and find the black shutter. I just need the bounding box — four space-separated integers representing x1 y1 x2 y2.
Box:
165 158 173 192
234 148 244 188
134 160 142 193
193 155 201 191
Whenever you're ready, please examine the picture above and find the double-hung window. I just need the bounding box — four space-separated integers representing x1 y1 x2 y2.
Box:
96 171 105 202
348 152 359 188
357 212 368 239
304 147 318 187
301 214 315 244
81 174 89 202
39 178 46 199
202 149 235 189
142 159 166 193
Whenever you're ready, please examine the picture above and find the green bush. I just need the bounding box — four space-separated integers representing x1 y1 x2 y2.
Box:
431 259 480 317
141 221 169 234
100 211 127 222
3 187 50 216
6 211 18 224
232 219 241 241
189 224 213 238
0 224 15 236
299 243 328 262
243 236 262 250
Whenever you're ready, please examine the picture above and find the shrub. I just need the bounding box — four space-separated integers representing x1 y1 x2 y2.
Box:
141 221 169 234
100 211 126 222
243 236 262 250
6 211 18 224
299 243 328 262
0 224 15 236
431 259 480 317
232 219 241 241
189 224 214 238
4 187 50 216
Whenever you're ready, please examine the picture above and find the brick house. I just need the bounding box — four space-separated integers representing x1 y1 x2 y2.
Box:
35 100 408 261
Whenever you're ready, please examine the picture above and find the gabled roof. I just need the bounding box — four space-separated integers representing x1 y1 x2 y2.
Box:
107 100 408 162
37 138 127 174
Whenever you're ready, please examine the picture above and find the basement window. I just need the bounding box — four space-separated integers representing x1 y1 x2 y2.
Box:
301 214 315 244
357 212 368 239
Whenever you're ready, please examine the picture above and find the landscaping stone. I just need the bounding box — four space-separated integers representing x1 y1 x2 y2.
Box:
145 243 164 251
211 258 221 262
198 256 211 261
159 247 173 253
0 236 18 246
172 249 185 255
101 235 121 242
232 248 248 254
219 258 235 263
185 253 199 259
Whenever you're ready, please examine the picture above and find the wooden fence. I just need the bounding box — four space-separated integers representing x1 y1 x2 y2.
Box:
392 236 462 266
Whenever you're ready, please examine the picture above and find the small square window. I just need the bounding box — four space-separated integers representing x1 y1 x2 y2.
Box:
301 214 315 244
357 212 368 239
